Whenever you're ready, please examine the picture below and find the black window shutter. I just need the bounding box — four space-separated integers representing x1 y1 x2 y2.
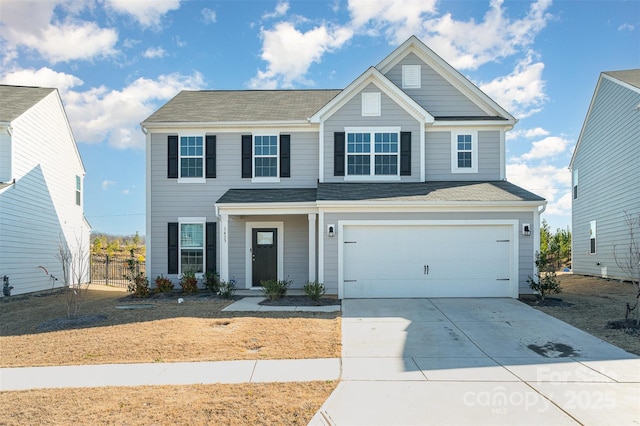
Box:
206 222 217 273
241 135 252 178
168 222 178 274
400 131 411 176
280 134 290 178
205 135 216 178
334 132 345 176
168 135 178 178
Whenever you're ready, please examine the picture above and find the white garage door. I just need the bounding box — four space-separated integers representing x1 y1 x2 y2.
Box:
342 224 515 298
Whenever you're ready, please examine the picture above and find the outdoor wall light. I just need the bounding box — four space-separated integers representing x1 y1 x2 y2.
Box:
327 224 336 237
522 223 531 236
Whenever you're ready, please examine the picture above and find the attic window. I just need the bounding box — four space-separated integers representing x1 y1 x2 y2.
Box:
402 65 421 89
362 92 381 116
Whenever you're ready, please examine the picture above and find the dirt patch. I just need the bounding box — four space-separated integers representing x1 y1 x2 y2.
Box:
528 274 640 356
36 314 108 332
0 381 336 426
0 285 341 368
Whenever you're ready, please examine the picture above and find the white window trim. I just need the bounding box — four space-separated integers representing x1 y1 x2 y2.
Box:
573 169 578 200
178 135 206 183
252 134 281 183
345 127 401 178
178 217 206 276
402 65 421 89
75 175 81 206
589 220 596 255
361 92 381 116
451 130 478 174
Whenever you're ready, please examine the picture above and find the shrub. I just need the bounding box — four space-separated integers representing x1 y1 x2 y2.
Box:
154 275 174 293
219 279 236 299
179 270 199 295
528 252 561 301
261 278 292 301
128 275 150 298
303 281 326 301
203 270 220 294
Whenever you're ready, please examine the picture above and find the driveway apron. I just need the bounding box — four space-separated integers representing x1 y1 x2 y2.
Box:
310 298 640 425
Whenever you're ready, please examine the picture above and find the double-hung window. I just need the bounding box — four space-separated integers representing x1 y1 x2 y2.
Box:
254 135 278 178
589 220 596 254
451 131 478 173
75 175 81 206
345 127 400 178
180 220 204 274
180 136 204 179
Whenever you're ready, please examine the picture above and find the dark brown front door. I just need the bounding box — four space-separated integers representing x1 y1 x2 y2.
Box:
252 228 277 287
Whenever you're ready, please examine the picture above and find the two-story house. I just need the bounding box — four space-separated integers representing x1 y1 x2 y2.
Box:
142 36 545 299
569 70 640 280
0 85 91 296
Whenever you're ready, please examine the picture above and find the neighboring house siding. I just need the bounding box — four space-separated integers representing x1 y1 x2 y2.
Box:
425 130 501 181
322 210 536 295
384 53 488 117
572 76 640 279
148 131 318 282
323 83 421 182
0 132 10 182
0 91 89 296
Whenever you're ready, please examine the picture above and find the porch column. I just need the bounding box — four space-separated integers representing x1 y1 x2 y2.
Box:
308 213 317 282
220 213 229 282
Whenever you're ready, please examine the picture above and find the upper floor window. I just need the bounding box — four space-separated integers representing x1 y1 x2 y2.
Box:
402 65 421 89
254 135 278 178
180 136 204 178
346 128 399 177
75 175 81 206
361 92 381 116
451 131 478 173
573 169 578 200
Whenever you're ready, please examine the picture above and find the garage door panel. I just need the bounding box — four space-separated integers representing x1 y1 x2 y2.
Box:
342 224 514 298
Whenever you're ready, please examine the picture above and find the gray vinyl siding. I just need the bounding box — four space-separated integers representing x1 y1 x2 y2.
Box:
384 53 488 117
425 130 501 180
0 132 10 182
148 131 317 283
571 76 640 279
323 83 421 182
322 211 536 296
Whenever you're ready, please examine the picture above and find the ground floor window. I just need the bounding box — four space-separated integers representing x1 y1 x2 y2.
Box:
181 222 204 273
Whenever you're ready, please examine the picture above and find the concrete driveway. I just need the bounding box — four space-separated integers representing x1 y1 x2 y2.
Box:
310 298 640 425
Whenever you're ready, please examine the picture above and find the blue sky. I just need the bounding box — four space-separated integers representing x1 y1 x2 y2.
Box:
1 0 638 236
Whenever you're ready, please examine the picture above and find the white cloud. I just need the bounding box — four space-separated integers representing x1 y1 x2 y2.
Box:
520 136 571 160
618 23 634 31
507 162 571 217
249 22 353 88
0 67 83 92
201 8 217 24
506 127 550 141
478 54 547 118
101 180 116 190
262 1 290 20
348 0 437 42
60 71 205 149
121 188 130 195
104 0 181 28
142 47 167 58
0 0 118 64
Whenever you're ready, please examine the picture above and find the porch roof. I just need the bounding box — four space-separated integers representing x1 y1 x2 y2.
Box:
216 188 317 204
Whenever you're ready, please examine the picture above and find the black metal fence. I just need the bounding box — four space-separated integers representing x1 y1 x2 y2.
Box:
91 255 145 288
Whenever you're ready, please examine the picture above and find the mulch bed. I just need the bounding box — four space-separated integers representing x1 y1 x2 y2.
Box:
259 296 341 307
37 314 108 332
519 295 573 308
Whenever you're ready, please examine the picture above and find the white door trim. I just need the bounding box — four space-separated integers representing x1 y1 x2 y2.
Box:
338 219 519 299
245 221 284 289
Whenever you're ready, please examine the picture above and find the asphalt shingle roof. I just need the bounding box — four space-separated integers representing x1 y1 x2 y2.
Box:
142 90 342 124
216 181 544 204
0 85 55 122
604 69 640 89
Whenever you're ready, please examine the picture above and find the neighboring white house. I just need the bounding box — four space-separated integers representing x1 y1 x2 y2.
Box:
142 36 546 299
569 70 640 280
0 85 91 296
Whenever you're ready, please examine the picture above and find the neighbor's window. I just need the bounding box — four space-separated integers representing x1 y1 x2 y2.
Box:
180 136 204 178
451 131 478 173
180 222 204 273
589 220 596 254
346 128 399 177
573 169 578 200
75 175 81 206
254 135 278 177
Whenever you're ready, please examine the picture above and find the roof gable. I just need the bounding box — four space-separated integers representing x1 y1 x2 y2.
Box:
376 36 515 123
0 85 55 123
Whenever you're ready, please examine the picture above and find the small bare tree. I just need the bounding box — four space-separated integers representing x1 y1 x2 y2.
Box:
58 235 90 319
613 211 640 325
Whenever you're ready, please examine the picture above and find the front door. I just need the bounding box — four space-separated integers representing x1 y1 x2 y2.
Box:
252 228 277 287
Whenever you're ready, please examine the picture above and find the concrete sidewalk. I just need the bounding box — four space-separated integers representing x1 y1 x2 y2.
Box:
0 358 341 391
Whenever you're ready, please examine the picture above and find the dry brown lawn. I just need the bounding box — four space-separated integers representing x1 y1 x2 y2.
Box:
529 273 640 356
